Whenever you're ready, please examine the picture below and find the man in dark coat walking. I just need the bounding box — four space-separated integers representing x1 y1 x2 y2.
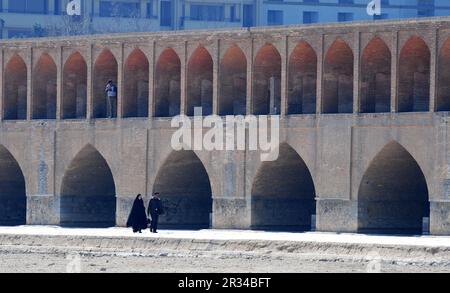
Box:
148 192 163 233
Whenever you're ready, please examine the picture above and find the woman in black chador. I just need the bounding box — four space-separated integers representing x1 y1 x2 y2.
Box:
126 194 148 233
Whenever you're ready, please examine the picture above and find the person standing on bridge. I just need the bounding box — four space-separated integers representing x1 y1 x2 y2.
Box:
105 80 117 118
148 192 164 233
126 194 148 233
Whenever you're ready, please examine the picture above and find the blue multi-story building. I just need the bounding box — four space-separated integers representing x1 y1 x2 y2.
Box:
0 0 449 39
261 0 450 26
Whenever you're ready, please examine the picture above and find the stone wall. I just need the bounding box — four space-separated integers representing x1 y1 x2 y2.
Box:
0 18 448 234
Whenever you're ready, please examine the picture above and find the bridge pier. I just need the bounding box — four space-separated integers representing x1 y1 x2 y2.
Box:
430 202 450 235
316 199 358 233
212 198 250 230
26 195 59 225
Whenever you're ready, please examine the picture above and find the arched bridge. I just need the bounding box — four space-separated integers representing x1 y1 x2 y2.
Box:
0 18 450 235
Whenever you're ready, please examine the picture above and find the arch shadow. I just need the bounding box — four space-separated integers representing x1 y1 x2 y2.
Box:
288 41 317 114
4 54 27 120
251 143 316 232
60 144 116 228
0 145 26 226
152 150 213 230
357 141 429 235
63 52 87 119
123 48 149 118
32 53 57 119
155 48 181 117
253 44 281 115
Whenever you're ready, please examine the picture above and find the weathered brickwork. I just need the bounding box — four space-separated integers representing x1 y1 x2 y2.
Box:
0 18 450 235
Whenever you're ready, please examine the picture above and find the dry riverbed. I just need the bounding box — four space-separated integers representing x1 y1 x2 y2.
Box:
0 247 448 273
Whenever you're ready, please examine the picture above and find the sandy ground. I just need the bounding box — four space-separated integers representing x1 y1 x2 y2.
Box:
1 248 449 273
0 226 449 273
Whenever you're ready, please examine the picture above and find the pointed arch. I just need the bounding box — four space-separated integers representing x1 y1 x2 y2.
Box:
0 145 26 225
152 150 212 229
288 41 317 114
4 54 27 120
437 37 450 111
32 53 57 119
123 48 149 118
323 38 354 113
398 36 430 112
251 143 316 231
187 46 213 116
63 52 87 119
93 49 118 118
358 141 429 235
60 144 116 227
219 45 247 115
155 48 181 117
360 37 391 113
253 44 281 115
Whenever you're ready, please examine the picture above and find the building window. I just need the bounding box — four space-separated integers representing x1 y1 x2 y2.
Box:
268 10 283 26
8 29 33 39
418 0 435 17
338 12 353 22
147 0 154 18
99 1 140 18
190 5 225 21
303 11 318 24
8 0 48 14
230 5 237 22
243 4 254 27
160 1 172 26
374 13 389 20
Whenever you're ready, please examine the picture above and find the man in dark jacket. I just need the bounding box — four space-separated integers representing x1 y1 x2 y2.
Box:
148 192 163 233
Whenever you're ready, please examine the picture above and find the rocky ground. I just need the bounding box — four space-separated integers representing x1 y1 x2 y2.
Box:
0 226 449 273
0 247 448 273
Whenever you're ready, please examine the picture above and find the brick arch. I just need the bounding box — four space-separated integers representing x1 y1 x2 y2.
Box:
253 43 281 115
323 38 354 114
62 49 88 66
93 49 118 118
220 42 248 60
123 48 149 118
32 53 57 119
155 47 181 117
288 41 317 114
250 142 316 231
60 144 116 227
357 140 429 235
219 44 247 115
360 37 391 113
63 51 87 119
187 46 213 116
398 36 430 112
0 144 27 226
437 37 450 111
152 149 213 229
4 54 27 120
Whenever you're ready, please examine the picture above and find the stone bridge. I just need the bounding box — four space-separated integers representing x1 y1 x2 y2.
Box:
1 18 450 235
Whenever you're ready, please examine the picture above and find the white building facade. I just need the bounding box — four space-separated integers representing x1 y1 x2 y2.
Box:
0 0 449 38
